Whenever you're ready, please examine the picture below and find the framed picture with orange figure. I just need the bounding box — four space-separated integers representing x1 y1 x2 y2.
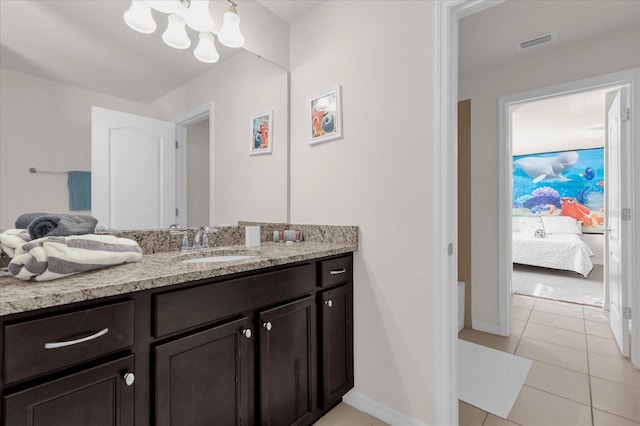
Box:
250 110 273 155
308 85 342 145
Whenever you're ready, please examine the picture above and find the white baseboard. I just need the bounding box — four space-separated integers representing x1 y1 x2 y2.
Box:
472 320 502 335
342 390 430 426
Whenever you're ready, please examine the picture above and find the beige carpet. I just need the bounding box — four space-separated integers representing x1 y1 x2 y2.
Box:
512 264 604 306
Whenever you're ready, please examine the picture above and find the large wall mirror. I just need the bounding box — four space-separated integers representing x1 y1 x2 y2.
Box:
0 0 289 230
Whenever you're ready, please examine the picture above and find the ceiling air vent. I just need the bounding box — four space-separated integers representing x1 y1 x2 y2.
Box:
516 33 556 51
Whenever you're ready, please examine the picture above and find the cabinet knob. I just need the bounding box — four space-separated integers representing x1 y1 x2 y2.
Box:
263 321 272 331
324 299 333 308
242 328 252 339
123 371 135 386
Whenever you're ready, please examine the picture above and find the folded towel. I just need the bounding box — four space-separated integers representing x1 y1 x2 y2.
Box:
8 235 142 281
0 229 31 258
68 171 91 211
28 214 98 240
15 213 49 229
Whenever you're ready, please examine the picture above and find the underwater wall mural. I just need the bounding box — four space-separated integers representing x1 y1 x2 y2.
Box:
512 147 605 234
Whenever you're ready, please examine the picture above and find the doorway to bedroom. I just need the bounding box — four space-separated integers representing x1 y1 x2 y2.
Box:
509 87 619 307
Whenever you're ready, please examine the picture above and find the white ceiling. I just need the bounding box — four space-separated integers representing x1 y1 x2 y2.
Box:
255 0 324 23
1 0 637 107
459 0 640 75
459 0 640 155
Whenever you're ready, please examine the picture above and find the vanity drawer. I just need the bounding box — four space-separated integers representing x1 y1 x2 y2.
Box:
319 255 353 288
154 263 315 337
3 300 134 384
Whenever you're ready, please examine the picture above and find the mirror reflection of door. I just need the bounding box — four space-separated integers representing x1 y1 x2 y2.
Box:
91 106 176 230
184 118 210 227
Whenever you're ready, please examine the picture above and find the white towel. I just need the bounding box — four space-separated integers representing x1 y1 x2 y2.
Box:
8 234 142 281
0 229 31 258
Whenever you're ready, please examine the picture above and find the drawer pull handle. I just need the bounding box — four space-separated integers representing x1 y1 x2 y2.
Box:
242 328 252 339
329 268 346 275
325 300 333 308
44 328 109 349
263 322 272 331
123 371 135 386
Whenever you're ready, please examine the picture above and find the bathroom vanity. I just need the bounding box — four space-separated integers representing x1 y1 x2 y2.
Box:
0 235 356 426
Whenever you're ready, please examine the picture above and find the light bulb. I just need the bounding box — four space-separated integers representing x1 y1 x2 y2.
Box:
185 0 215 32
217 4 244 48
162 14 191 49
145 0 178 14
194 32 220 63
124 0 157 34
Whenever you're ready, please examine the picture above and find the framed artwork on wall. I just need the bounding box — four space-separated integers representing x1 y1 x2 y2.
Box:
250 110 273 155
308 85 342 145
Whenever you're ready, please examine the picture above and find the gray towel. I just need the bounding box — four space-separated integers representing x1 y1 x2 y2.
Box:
28 214 98 240
15 213 49 229
8 235 142 281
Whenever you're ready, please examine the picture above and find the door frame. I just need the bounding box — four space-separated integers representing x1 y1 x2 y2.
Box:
435 1 504 425
497 69 640 366
175 103 215 227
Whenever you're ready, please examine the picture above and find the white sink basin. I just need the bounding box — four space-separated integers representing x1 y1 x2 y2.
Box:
182 255 256 264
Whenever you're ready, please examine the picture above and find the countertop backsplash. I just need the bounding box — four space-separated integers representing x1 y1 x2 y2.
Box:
103 222 358 254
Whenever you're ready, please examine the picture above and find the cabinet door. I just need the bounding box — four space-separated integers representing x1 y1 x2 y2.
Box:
3 355 135 426
154 317 253 426
259 296 316 426
320 284 354 409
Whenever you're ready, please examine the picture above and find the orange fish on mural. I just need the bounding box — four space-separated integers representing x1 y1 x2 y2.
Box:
559 197 595 226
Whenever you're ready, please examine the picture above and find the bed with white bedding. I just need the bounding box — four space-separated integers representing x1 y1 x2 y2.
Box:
512 216 594 278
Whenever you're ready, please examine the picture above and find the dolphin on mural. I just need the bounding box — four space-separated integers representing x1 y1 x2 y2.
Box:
513 151 579 184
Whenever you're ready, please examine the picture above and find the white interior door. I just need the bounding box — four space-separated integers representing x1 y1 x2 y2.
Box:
606 88 630 356
92 107 176 230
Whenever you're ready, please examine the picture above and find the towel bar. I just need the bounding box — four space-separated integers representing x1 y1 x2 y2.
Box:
29 167 67 175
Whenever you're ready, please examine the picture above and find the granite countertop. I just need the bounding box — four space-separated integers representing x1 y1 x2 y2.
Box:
0 241 357 316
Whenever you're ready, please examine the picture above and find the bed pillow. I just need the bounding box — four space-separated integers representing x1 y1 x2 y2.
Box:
541 216 582 234
515 216 542 230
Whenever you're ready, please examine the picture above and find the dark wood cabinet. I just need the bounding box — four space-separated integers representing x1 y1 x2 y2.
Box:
155 317 253 426
259 296 317 426
3 355 135 426
319 284 354 410
1 253 354 426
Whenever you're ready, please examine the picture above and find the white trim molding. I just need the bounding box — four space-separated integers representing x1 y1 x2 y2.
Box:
435 1 460 425
497 68 640 368
435 1 506 425
343 391 429 426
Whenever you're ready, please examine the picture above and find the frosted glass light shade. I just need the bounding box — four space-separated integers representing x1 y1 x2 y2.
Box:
185 0 215 32
124 0 157 34
194 32 220 63
145 0 178 14
217 5 244 48
162 14 191 49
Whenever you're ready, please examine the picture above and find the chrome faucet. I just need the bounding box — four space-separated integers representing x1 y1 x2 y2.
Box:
193 226 218 250
193 226 207 250
170 225 217 252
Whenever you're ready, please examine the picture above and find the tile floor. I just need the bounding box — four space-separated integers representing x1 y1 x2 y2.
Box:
314 295 640 426
459 295 640 426
313 402 389 425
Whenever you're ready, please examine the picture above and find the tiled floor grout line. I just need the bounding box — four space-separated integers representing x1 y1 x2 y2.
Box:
463 295 639 426
582 306 596 426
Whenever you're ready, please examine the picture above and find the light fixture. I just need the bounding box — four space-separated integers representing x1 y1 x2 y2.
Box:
162 13 191 49
123 0 245 63
124 0 157 34
185 0 215 32
194 32 220 63
218 2 245 48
